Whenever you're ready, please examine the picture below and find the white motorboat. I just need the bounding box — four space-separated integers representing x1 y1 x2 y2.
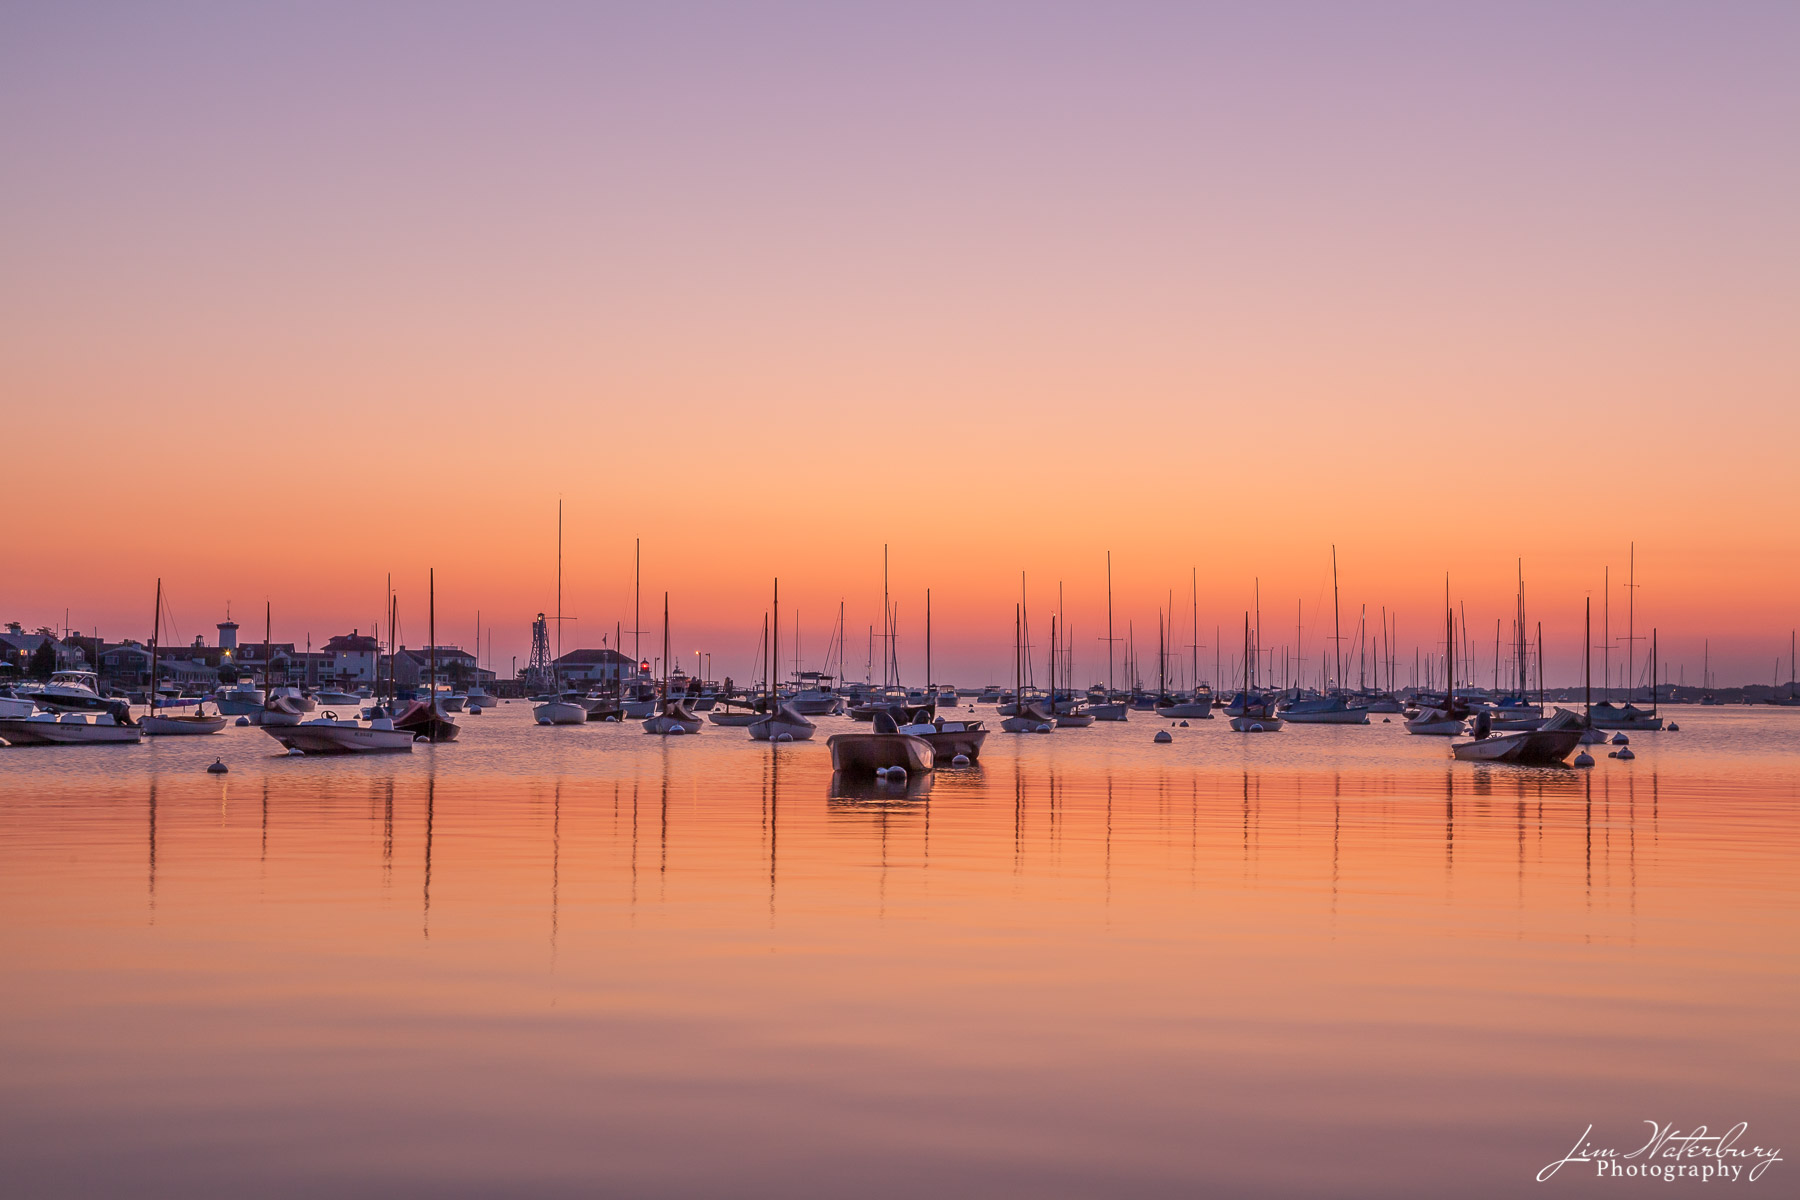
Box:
0 693 37 720
264 712 415 754
643 699 703 735
748 701 816 742
1054 709 1097 728
466 685 497 710
213 680 267 715
1 707 143 745
314 688 362 706
1585 701 1664 731
1088 702 1129 721
827 712 934 774
534 700 588 725
20 670 112 713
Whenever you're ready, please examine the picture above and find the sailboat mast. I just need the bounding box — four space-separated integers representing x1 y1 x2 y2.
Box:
773 578 779 708
1106 552 1115 695
429 568 436 706
1191 567 1198 697
882 545 890 691
149 578 161 714
926 589 932 694
1331 545 1341 694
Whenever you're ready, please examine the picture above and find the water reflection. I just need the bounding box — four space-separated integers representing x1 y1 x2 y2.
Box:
2 710 1794 1198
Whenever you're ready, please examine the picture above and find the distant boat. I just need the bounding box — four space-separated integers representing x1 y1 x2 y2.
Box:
1228 613 1284 733
314 688 362 706
141 578 226 737
1585 701 1664 731
895 708 988 761
1279 693 1369 724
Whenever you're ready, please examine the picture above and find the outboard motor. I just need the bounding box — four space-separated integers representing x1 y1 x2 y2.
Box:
872 710 900 734
1472 710 1492 740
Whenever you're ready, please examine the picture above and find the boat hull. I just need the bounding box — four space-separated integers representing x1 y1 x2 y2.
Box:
1229 715 1284 732
917 726 987 761
265 724 415 754
708 711 764 726
1405 718 1466 736
534 701 588 725
141 715 228 736
826 732 934 773
0 718 143 745
1154 703 1214 719
1451 728 1583 764
1281 708 1370 724
1087 703 1129 722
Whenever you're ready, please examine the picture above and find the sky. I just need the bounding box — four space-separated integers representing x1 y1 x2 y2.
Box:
3 1 1797 687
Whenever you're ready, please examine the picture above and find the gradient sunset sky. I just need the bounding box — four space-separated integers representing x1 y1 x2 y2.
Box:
4 2 1796 686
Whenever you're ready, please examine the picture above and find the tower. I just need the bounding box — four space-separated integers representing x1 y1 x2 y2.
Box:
527 612 553 689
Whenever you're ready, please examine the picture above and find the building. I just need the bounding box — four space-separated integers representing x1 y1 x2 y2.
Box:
321 631 381 684
552 648 644 685
392 646 494 688
1 623 89 675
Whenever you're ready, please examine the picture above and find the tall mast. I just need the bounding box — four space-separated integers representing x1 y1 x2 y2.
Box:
1627 542 1635 703
149 578 161 714
264 601 271 693
882 545 890 691
634 538 641 669
1331 545 1342 694
1190 566 1198 697
662 592 669 690
1106 552 1115 695
429 568 437 707
556 499 562 662
773 578 779 708
1584 597 1592 722
925 588 932 694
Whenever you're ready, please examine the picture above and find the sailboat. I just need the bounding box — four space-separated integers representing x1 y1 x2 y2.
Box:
1405 579 1469 735
1089 552 1128 721
1157 568 1214 719
1765 632 1799 706
644 592 702 735
1001 588 1055 733
390 571 462 742
1282 548 1368 724
1228 612 1284 732
1588 547 1663 729
534 508 588 726
140 578 226 736
1050 614 1095 727
749 580 816 742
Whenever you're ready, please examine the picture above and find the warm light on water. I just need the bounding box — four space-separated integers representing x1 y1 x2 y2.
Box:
3 707 1796 1195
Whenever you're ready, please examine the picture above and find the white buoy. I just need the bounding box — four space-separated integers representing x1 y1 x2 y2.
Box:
1617 746 1635 760
1179 720 1189 727
415 735 429 743
1154 730 1173 743
887 766 907 782
1382 718 1391 723
605 715 617 722
206 758 228 774
286 747 304 756
1035 723 1052 733
1249 722 1265 733
951 754 971 766
536 718 551 725
1667 722 1679 732
670 725 686 735
1612 733 1630 745
1573 750 1595 767
1608 751 1618 758
235 716 250 727
875 767 890 779
776 732 793 742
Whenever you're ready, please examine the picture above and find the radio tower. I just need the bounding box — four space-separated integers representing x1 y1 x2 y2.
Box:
527 612 553 690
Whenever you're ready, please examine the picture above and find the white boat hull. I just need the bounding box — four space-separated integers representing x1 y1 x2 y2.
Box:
1281 708 1370 724
265 722 414 754
1155 703 1214 719
141 714 228 736
534 701 588 725
0 716 143 745
1229 715 1284 732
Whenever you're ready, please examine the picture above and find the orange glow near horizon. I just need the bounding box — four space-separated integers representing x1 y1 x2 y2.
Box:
3 4 1796 684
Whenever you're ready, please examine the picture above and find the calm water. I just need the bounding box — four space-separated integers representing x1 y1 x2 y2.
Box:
3 704 1795 1196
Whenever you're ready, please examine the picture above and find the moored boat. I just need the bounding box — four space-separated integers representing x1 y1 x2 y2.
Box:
264 712 414 754
1452 708 1584 764
0 704 143 746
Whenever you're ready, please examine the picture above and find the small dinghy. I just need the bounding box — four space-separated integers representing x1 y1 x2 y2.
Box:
1452 708 1584 764
1000 700 1056 733
1404 706 1467 736
828 711 934 773
141 708 229 736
